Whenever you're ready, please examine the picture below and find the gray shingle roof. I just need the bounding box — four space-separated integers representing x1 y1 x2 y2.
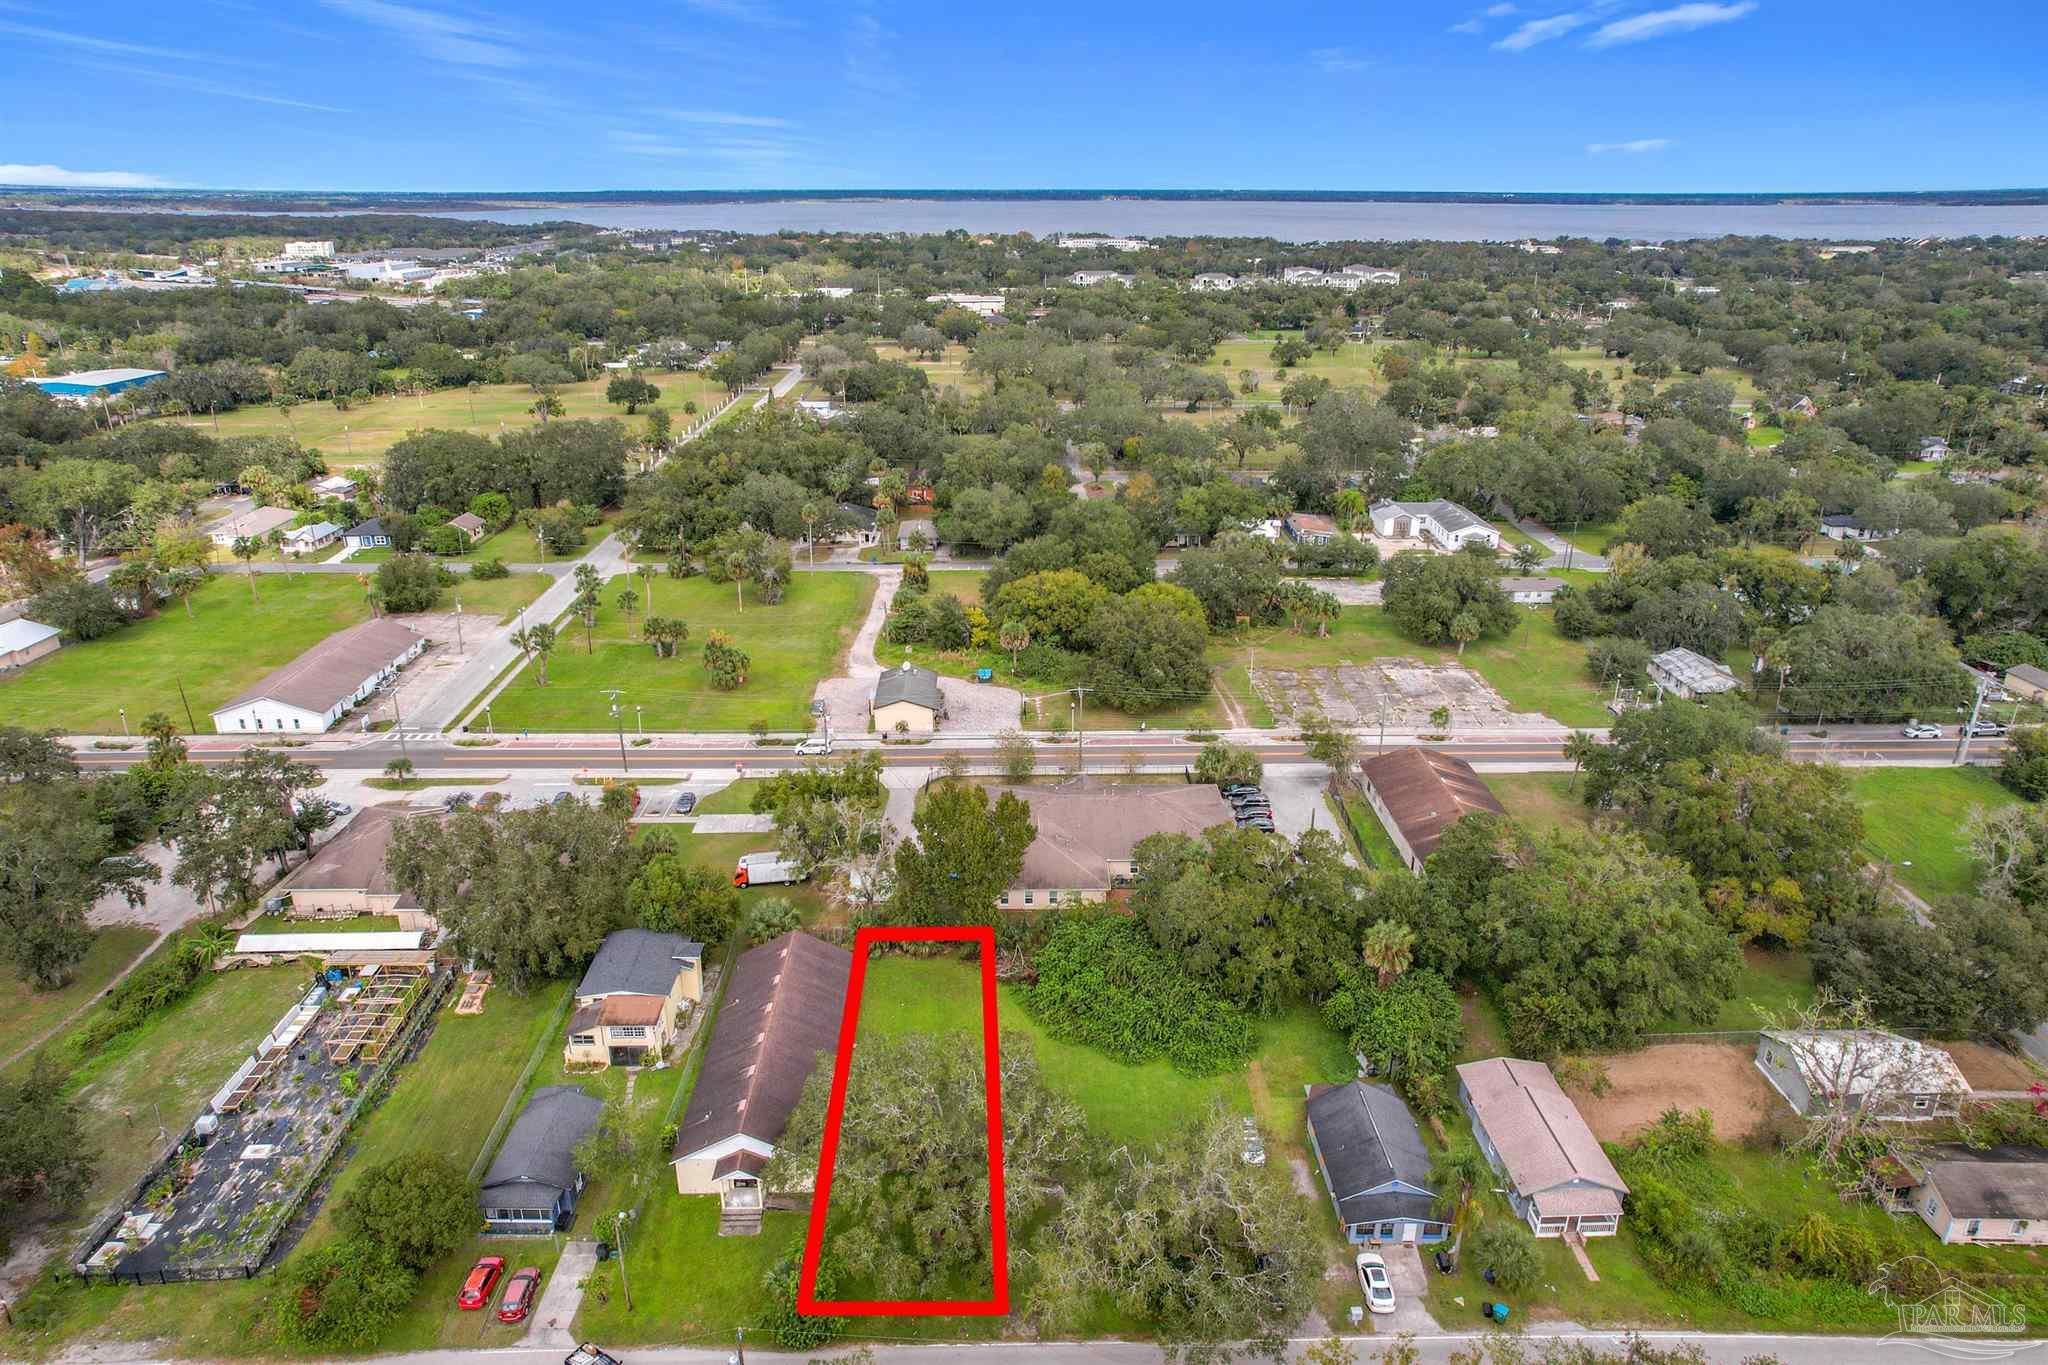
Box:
873 662 943 712
1306 1081 1438 1226
1922 1145 2048 1220
1371 499 1490 535
576 929 703 998
480 1085 603 1201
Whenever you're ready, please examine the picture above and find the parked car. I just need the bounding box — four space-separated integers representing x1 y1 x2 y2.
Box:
1225 788 1267 804
795 738 833 756
1220 783 1261 797
1356 1251 1396 1315
497 1266 541 1323
1965 720 2009 737
565 1347 624 1365
1240 817 1276 833
1902 722 1944 739
458 1256 506 1310
674 790 697 815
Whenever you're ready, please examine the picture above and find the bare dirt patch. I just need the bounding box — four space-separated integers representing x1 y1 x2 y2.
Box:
1571 1043 1782 1144
1256 659 1551 730
1942 1040 2046 1091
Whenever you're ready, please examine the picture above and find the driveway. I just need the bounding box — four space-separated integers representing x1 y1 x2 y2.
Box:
1516 518 1610 572
1259 764 1340 843
812 566 1023 737
1371 1243 1442 1335
524 1239 597 1349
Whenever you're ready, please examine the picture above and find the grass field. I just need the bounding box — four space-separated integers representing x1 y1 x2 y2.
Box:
438 509 622 567
478 571 874 733
872 341 988 395
1336 794 1406 870
445 570 551 623
1849 766 2025 901
0 925 158 1066
163 374 724 468
0 574 371 735
1483 771 1592 833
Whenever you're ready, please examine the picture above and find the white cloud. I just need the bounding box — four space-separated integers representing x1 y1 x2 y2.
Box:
1492 10 1596 51
1586 2 1756 47
0 18 248 63
71 61 350 113
0 163 173 188
1448 18 1484 33
844 12 900 95
1310 46 1370 72
318 0 525 67
1485 2 1520 13
660 108 793 128
1586 137 1674 153
677 0 788 22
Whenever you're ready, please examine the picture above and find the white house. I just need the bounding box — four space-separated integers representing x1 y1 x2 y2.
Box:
0 618 62 670
1281 266 1324 283
209 618 426 734
310 474 358 498
282 521 342 555
1647 646 1740 700
1819 513 1892 543
207 505 297 547
926 292 1004 317
1342 265 1403 284
1189 273 1240 292
1367 500 1500 551
1068 270 1134 287
1499 576 1566 604
1918 436 1951 462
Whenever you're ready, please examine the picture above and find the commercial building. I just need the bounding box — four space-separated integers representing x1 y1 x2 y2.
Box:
209 618 426 734
29 367 166 399
271 807 437 932
925 291 1005 317
984 782 1237 908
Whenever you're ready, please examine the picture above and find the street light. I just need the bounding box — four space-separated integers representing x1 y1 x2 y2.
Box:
119 705 128 738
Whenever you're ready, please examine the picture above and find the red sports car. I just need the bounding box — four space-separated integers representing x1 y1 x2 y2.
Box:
458 1256 505 1310
497 1266 542 1323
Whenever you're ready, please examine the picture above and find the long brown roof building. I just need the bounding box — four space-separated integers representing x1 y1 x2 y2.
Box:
1357 748 1505 872
669 931 851 1209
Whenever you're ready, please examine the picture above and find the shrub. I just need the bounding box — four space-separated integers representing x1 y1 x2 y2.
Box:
330 1154 476 1272
1585 636 1652 689
742 896 801 944
272 1238 416 1348
1468 1220 1541 1293
468 556 509 580
1192 741 1262 787
373 553 453 613
1017 914 1253 1075
756 1255 845 1349
73 932 213 1052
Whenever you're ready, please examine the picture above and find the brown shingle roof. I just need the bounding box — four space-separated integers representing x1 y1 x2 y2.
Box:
599 995 665 1026
1359 749 1504 865
1457 1058 1626 1220
671 931 851 1163
276 807 417 904
982 782 1237 890
220 618 424 715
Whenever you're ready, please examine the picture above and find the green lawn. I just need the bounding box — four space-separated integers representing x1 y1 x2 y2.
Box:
441 510 623 567
1849 766 2025 901
164 375 724 469
0 574 372 735
1337 794 1406 870
687 777 769 815
1483 771 1592 834
447 571 551 623
1747 425 1786 447
478 572 874 733
237 912 402 935
0 925 157 1064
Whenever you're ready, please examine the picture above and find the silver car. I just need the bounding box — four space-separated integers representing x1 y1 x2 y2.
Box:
1356 1252 1396 1315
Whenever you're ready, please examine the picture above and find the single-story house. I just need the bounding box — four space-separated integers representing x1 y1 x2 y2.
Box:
344 518 393 551
872 661 946 735
271 806 437 931
670 931 853 1231
310 474 358 498
209 618 426 734
1357 748 1506 873
448 512 487 543
833 502 879 546
2004 664 2048 704
479 1085 604 1234
1648 646 1740 701
1819 513 1892 543
1788 396 1819 418
1304 1080 1448 1245
207 506 297 547
1189 273 1239 292
925 292 1005 318
564 929 705 1069
1756 1029 1970 1121
1069 270 1134 287
796 398 848 422
985 782 1237 909
1284 512 1339 545
1907 1146 2048 1245
29 367 166 399
0 618 62 670
1919 437 1952 462
1457 1058 1628 1238
282 521 341 555
895 516 937 551
1499 575 1566 604
1368 499 1501 551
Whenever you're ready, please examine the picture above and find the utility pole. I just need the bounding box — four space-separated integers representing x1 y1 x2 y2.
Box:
613 1210 633 1311
733 1326 746 1365
453 595 463 652
1954 681 1989 767
1073 687 1087 775
391 687 409 766
176 678 198 734
604 688 630 772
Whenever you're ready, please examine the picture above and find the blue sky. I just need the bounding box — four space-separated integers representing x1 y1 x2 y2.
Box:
2 0 2043 193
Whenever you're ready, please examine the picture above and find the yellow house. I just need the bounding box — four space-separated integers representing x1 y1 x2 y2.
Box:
870 662 945 734
563 930 705 1069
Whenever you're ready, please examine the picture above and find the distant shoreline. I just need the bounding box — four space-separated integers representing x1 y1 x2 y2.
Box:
10 186 2048 214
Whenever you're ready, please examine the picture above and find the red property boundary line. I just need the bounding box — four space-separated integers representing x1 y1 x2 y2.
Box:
795 924 1008 1317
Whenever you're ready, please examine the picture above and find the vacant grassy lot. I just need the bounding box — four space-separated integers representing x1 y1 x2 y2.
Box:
1850 765 2024 901
163 375 723 468
480 571 874 733
0 925 157 1064
1218 605 1611 728
444 570 550 623
1484 771 1592 833
872 341 988 395
0 574 372 734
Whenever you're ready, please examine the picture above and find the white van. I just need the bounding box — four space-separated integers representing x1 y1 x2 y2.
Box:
733 852 805 888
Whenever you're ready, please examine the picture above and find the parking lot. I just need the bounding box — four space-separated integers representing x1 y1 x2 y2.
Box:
1256 660 1553 731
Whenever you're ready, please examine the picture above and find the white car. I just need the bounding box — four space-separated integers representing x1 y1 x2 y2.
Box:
1901 722 1944 740
794 738 833 756
1356 1252 1396 1315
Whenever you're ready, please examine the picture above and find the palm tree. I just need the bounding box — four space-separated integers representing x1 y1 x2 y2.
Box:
1428 1140 1493 1252
998 620 1031 671
1450 611 1480 657
1563 731 1600 792
1361 920 1415 988
510 623 557 685
616 587 639 618
231 536 261 603
1333 487 1368 534
799 500 825 567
